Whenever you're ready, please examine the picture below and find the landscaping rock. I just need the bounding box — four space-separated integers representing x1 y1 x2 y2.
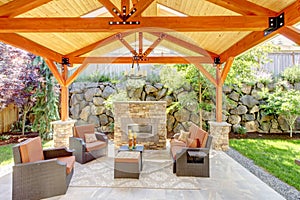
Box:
244 121 258 132
174 108 190 122
250 105 260 113
228 115 241 125
88 115 100 126
145 84 158 94
241 84 252 94
277 115 289 131
85 88 101 101
240 95 259 108
93 97 105 106
80 106 91 121
102 86 116 99
230 105 248 115
229 91 240 101
99 114 109 126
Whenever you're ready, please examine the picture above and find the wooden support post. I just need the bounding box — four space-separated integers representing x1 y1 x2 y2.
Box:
216 64 222 122
60 63 69 121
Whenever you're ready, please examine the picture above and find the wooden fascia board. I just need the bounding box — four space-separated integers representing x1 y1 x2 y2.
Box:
0 16 268 32
66 32 132 58
65 62 89 87
98 0 123 20
205 0 276 16
0 0 52 18
128 0 155 17
219 1 300 62
193 63 217 86
72 56 214 64
150 32 219 58
220 57 234 84
44 59 65 86
0 33 62 62
279 26 300 45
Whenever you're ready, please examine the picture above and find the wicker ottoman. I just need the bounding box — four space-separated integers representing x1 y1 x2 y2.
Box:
114 151 141 179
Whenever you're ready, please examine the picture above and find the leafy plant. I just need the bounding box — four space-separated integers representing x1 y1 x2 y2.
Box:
261 87 300 137
0 135 10 141
235 125 247 134
31 56 60 139
281 65 300 84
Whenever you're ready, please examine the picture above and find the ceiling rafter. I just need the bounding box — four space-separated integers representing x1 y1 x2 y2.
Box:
142 33 166 58
204 0 276 16
0 33 62 62
139 32 143 55
220 0 300 63
279 26 300 45
128 0 155 18
116 33 138 56
0 16 268 32
0 0 52 18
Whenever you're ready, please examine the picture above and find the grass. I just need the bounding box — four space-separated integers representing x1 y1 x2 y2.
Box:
0 139 54 167
230 139 300 191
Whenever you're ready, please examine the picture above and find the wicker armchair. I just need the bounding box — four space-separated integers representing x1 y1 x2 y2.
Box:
69 124 108 164
12 136 75 200
175 135 213 177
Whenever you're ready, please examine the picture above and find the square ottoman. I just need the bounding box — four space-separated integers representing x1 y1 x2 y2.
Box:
114 151 141 179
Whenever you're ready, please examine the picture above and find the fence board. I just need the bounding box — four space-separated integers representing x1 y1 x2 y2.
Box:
0 104 18 133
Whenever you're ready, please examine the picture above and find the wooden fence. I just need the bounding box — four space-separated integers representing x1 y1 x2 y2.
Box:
0 104 18 133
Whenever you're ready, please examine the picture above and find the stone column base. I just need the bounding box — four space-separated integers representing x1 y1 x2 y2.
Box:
209 121 231 151
51 119 76 148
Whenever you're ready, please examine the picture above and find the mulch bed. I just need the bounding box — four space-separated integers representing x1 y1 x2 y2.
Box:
0 132 39 146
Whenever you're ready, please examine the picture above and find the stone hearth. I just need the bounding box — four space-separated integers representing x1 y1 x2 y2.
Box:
114 101 167 150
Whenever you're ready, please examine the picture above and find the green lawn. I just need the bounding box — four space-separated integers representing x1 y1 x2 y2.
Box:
0 140 54 167
230 139 300 191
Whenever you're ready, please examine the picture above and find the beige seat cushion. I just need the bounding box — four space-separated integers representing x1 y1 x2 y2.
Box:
74 124 95 140
171 145 184 160
170 139 186 148
190 126 208 148
85 141 106 152
57 156 75 174
19 137 44 163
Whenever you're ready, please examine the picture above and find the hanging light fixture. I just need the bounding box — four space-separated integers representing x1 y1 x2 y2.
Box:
124 55 147 79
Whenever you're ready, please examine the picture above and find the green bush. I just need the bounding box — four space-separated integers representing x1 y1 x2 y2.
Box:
282 65 300 84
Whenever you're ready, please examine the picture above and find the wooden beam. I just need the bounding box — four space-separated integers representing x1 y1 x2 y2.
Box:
65 62 89 87
128 0 155 18
116 34 138 56
142 33 165 58
131 0 138 6
205 0 276 16
216 65 223 122
220 57 234 84
66 32 132 58
279 26 300 45
220 0 300 62
139 32 143 56
0 33 62 62
193 63 217 86
0 0 52 18
0 16 268 32
150 32 219 58
72 56 214 64
60 64 69 121
98 0 123 20
44 59 65 86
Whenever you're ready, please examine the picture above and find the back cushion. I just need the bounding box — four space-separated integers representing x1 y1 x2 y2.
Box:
189 123 208 148
74 124 95 140
19 137 44 163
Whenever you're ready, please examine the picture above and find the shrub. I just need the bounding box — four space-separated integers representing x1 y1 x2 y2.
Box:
282 65 300 84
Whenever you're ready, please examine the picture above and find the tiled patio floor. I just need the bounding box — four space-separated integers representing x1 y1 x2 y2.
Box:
0 142 285 200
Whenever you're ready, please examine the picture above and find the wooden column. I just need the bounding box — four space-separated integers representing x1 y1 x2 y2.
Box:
61 63 69 121
216 64 222 122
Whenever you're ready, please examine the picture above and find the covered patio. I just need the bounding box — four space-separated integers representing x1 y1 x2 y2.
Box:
0 0 300 199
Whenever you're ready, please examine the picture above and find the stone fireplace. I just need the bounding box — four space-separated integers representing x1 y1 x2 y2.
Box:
114 101 167 150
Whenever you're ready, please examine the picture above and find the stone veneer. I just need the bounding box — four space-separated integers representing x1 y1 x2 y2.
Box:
114 101 167 150
209 121 232 151
51 119 76 148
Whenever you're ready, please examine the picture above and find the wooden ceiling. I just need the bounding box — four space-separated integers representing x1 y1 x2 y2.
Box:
0 0 299 65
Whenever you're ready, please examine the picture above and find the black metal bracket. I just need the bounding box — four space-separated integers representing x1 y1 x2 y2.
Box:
61 57 70 65
214 57 221 65
264 12 284 36
109 6 140 25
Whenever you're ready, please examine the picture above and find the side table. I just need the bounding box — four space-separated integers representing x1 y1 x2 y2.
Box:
118 145 144 170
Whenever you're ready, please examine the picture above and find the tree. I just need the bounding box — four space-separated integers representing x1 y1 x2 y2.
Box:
0 42 43 135
31 56 60 139
261 87 300 137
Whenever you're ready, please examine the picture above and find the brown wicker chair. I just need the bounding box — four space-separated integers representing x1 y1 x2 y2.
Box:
69 124 108 164
175 135 213 177
12 136 75 200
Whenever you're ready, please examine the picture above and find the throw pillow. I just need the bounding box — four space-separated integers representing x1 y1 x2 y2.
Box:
85 134 97 143
178 130 190 143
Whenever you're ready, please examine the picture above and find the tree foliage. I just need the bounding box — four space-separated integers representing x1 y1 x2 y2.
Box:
261 87 300 137
31 56 60 139
0 42 44 135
